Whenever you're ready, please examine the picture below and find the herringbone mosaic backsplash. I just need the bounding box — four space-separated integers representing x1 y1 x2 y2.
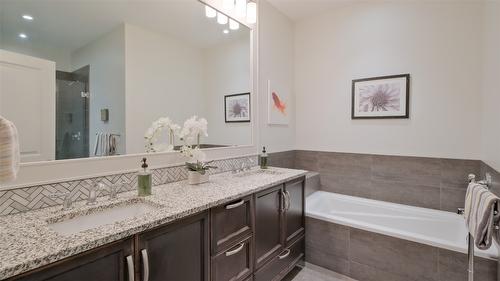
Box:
0 156 257 216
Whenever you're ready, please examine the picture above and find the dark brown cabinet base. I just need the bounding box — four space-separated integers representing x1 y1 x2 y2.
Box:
9 238 134 281
9 176 305 281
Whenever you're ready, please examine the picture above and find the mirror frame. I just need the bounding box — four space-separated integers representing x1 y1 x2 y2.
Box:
0 0 259 189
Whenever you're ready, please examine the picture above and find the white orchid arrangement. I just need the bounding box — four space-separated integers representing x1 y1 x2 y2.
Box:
178 116 215 174
144 117 180 153
178 116 208 147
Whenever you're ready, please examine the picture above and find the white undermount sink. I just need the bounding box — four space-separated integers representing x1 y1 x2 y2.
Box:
48 203 158 236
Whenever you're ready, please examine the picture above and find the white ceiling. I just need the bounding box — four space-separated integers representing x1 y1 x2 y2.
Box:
0 0 250 52
266 0 355 21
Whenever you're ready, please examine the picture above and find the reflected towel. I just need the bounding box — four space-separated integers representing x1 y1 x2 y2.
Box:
0 116 20 183
464 182 499 250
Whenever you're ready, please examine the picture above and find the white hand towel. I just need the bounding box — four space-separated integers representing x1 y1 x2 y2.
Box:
0 116 20 183
464 182 499 250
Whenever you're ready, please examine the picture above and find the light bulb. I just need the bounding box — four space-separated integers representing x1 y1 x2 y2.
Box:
22 14 34 21
18 33 28 39
229 19 240 30
235 0 246 17
223 29 229 34
223 0 235 10
205 5 216 18
217 13 228 25
246 1 257 24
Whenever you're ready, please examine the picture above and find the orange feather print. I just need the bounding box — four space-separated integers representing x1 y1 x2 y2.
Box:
272 92 286 115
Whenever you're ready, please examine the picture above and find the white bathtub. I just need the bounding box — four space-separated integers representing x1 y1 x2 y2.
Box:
306 191 498 260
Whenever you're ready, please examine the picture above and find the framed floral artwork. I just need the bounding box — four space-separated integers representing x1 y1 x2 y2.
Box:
267 80 289 125
352 74 410 119
224 93 250 123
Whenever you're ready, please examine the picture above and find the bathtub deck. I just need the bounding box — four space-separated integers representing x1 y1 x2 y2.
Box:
284 263 357 281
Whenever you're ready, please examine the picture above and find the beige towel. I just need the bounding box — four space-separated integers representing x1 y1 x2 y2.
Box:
0 116 20 183
464 182 499 250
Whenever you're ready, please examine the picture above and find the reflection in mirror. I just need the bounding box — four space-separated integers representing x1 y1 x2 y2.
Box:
0 0 251 163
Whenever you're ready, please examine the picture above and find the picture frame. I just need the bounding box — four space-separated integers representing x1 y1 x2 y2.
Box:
267 80 290 125
351 74 410 119
224 93 251 123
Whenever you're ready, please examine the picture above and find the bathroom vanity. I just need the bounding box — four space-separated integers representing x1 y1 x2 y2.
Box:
1 168 306 281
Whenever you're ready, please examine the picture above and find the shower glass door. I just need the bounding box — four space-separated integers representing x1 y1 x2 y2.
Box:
55 69 89 160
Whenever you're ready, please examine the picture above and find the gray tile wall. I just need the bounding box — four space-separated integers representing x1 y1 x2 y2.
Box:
305 217 497 281
271 150 486 212
0 156 257 216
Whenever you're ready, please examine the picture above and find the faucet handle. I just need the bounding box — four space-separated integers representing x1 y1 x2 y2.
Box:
49 192 73 210
109 181 125 200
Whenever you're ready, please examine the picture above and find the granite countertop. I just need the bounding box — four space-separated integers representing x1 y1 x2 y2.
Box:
0 167 307 280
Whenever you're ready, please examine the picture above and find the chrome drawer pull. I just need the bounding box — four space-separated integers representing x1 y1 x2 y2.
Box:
278 249 291 260
126 255 134 281
285 191 291 211
225 242 245 256
225 199 245 210
141 249 150 281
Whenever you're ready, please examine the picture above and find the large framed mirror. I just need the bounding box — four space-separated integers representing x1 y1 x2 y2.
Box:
0 0 253 166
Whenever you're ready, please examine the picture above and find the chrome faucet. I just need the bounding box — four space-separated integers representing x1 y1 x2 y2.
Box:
87 180 104 205
49 192 74 210
108 181 125 200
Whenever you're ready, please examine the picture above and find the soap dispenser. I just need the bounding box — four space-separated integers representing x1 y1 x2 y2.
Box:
259 146 268 169
138 158 152 196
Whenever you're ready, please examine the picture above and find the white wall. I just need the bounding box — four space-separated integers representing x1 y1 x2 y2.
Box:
72 26 126 156
125 24 206 154
294 2 484 159
258 0 295 153
203 37 251 146
481 2 500 171
0 40 72 71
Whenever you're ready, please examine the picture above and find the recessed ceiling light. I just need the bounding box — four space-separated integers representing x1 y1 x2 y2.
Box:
22 15 34 21
223 29 229 34
18 33 28 39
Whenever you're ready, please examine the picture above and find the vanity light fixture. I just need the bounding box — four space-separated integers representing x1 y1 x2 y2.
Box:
223 0 235 10
22 14 34 21
217 12 228 25
18 33 28 39
223 29 229 34
229 19 239 30
205 5 216 18
235 0 247 17
246 1 257 24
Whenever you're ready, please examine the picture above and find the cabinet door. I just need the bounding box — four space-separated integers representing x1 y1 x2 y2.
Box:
137 212 209 281
254 185 284 269
283 178 305 246
211 195 254 254
11 238 134 281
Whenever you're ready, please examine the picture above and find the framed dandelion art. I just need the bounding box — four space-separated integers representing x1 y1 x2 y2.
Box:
351 74 410 119
224 93 250 123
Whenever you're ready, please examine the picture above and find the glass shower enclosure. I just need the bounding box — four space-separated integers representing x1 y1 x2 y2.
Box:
55 66 89 160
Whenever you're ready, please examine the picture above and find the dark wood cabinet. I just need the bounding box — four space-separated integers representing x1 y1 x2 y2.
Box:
211 235 253 281
10 175 305 281
10 238 134 281
211 196 254 254
283 179 305 246
254 185 284 269
137 212 209 281
254 238 304 281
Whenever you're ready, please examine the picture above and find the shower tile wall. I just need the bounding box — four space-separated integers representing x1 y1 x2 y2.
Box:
270 150 489 212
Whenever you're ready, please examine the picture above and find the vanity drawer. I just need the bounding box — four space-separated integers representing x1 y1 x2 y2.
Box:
254 237 304 281
211 195 254 254
211 236 253 281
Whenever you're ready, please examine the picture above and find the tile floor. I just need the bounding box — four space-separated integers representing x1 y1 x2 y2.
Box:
284 262 357 281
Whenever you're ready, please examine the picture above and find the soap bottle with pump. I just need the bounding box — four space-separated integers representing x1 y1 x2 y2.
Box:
138 158 152 196
259 147 268 169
